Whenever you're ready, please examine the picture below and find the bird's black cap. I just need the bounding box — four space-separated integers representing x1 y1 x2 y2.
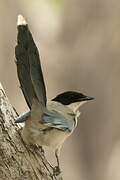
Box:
52 91 94 105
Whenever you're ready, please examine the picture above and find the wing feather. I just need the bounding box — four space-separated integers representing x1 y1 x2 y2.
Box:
41 109 75 132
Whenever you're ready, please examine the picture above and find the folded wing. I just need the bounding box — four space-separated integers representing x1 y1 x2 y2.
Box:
41 109 75 132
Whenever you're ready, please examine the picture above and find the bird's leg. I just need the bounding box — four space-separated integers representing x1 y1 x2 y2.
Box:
53 149 61 176
55 151 60 169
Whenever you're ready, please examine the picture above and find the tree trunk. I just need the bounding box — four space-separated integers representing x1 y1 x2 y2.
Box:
0 83 63 180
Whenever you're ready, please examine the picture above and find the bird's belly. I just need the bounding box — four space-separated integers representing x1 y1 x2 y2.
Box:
36 128 70 149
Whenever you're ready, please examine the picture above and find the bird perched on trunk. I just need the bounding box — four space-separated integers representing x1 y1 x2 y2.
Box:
15 15 94 175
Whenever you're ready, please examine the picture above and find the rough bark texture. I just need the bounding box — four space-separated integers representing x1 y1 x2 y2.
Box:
0 83 63 180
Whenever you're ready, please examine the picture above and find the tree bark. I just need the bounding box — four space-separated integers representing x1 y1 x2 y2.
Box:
0 83 63 180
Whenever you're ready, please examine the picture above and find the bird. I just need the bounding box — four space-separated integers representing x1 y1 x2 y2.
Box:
15 15 94 175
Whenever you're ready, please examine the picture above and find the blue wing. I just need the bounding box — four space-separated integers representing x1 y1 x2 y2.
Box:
41 109 75 132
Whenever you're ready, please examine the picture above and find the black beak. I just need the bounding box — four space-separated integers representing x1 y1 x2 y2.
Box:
86 96 94 101
80 96 94 101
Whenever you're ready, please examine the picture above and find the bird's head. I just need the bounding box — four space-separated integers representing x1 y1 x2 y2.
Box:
52 91 94 113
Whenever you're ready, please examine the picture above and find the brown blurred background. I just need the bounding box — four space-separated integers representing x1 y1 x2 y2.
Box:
0 0 120 179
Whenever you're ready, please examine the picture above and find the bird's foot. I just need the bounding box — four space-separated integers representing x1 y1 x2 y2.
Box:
53 166 61 176
37 145 44 154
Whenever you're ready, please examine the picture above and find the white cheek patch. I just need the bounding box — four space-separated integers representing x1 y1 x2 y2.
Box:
78 101 87 107
68 101 87 113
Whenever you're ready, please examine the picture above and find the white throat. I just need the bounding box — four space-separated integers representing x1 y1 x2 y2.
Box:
67 101 87 113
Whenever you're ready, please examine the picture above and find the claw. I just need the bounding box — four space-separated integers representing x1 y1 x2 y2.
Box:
53 166 61 176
